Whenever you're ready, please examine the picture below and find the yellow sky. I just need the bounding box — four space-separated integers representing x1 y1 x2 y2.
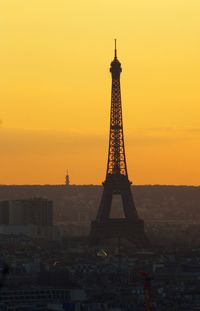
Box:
0 0 200 185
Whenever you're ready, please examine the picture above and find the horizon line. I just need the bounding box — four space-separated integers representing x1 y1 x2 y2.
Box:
0 183 199 187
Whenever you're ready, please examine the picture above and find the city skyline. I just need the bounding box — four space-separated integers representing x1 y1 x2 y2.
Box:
1 0 200 185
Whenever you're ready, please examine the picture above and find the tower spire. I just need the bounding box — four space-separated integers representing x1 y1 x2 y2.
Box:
114 38 117 59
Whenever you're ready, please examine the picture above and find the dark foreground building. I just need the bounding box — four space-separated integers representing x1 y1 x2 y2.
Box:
0 197 53 226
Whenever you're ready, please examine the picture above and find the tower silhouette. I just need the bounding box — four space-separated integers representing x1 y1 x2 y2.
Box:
65 170 70 187
89 41 148 247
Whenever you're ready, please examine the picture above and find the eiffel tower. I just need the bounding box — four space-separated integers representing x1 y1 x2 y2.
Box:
89 41 148 247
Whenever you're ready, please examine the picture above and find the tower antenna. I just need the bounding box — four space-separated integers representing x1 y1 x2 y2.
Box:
114 38 117 58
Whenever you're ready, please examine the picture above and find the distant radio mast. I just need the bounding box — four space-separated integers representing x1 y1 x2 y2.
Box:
65 170 70 186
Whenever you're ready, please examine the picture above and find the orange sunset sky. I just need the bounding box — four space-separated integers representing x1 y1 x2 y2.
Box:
1 0 200 185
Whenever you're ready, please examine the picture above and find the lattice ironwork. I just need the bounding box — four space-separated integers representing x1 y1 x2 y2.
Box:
107 73 128 176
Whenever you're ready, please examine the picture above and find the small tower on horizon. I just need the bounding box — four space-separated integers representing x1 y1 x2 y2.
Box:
65 170 70 186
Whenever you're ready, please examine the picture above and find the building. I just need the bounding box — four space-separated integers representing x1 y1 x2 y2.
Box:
9 198 53 226
0 201 9 225
0 198 55 239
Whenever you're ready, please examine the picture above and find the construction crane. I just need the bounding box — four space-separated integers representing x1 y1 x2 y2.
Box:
139 271 153 311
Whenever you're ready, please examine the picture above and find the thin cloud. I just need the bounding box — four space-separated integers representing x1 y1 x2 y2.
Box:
142 127 200 133
127 126 200 145
0 128 107 156
0 126 200 157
